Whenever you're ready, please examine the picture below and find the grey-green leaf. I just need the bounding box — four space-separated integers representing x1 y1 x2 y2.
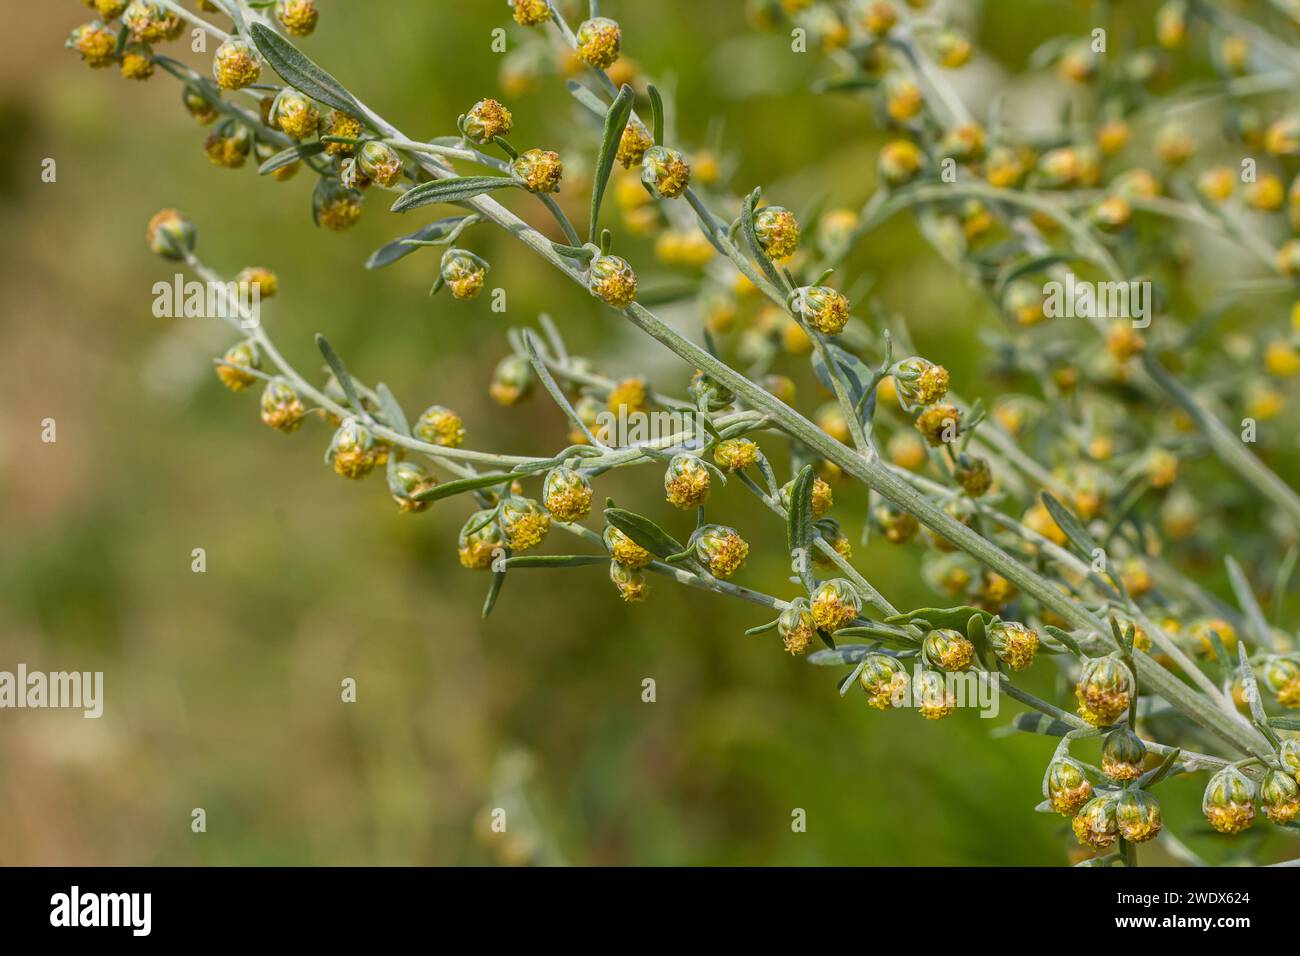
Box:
391 176 518 213
315 334 365 418
504 554 608 569
366 217 471 269
413 471 518 503
258 141 324 176
249 23 365 118
588 84 635 243
603 506 683 559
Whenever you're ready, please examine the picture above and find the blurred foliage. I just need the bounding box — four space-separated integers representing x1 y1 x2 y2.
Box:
1 0 1286 866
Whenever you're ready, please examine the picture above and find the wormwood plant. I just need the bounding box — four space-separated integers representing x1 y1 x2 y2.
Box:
66 0 1300 865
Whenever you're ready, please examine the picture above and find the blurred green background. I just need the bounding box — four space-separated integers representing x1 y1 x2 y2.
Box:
0 0 1286 866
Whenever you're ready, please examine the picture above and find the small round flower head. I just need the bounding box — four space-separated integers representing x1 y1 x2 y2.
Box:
1046 757 1092 816
511 0 552 27
754 206 800 260
440 248 489 300
1267 116 1300 157
688 370 734 411
414 405 465 448
691 524 749 579
858 654 909 709
1265 340 1300 378
713 438 759 473
778 600 817 655
884 76 924 122
458 510 505 570
878 140 922 187
886 431 927 472
1281 739 1300 782
984 145 1027 188
862 1 898 36
610 560 648 602
915 669 957 720
811 578 860 631
1090 194 1132 233
499 495 551 551
1263 655 1300 708
935 29 973 68
322 111 365 157
260 379 306 432
1155 123 1196 166
763 374 796 406
954 455 992 498
780 476 833 519
892 358 949 406
463 98 513 144
235 266 278 300
313 180 364 231
95 0 130 19
355 140 403 187
1116 790 1163 844
987 620 1039 671
1071 794 1119 849
146 208 196 260
1260 770 1300 824
1075 655 1134 727
875 503 919 544
604 526 653 570
117 43 153 79
1244 173 1286 212
616 120 653 168
1202 766 1257 835
588 254 638 307
664 455 711 510
1102 727 1147 782
489 353 534 406
576 16 621 69
182 85 219 125
641 146 691 199
328 419 379 479
275 0 319 37
791 286 850 336
607 376 647 415
1188 617 1238 660
511 148 563 194
212 38 261 90
204 124 252 169
270 88 320 141
812 520 852 569
542 466 593 522
389 460 437 513
123 1 180 43
216 340 260 392
941 123 986 163
1278 239 1300 278
915 403 961 446
923 628 974 672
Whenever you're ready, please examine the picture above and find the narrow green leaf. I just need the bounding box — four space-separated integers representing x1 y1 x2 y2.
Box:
504 554 608 568
1225 556 1277 652
786 464 814 556
315 334 365 417
588 84 635 242
482 568 506 618
1043 624 1085 658
249 23 365 117
807 644 875 666
391 176 518 213
258 141 324 176
885 605 994 632
1041 492 1099 559
375 382 409 435
1137 748 1182 790
1009 713 1074 737
647 84 665 145
745 619 779 636
366 217 471 269
1270 717 1300 731
603 506 683 559
412 471 517 503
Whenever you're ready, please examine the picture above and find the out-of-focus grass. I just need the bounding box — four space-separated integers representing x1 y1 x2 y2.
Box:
0 0 1259 866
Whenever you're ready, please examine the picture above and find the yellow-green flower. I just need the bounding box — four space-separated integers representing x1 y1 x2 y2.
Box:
858 654 909 709
604 526 653 569
414 405 465 448
610 560 648 602
714 438 759 473
260 380 306 432
1046 757 1092 816
1116 790 1163 843
275 0 319 37
459 510 504 570
216 340 260 392
389 460 437 513
464 98 513 144
576 16 621 69
146 208 196 260
692 524 749 579
641 146 691 199
1203 766 1257 835
213 38 261 90
543 466 593 522
754 206 800 259
1101 727 1147 781
499 495 551 551
1071 795 1118 849
327 419 380 479
778 600 817 655
811 578 859 631
270 89 320 141
923 628 974 672
440 248 489 299
1075 655 1133 727
588 254 638 307
987 620 1038 671
664 454 711 509
512 0 552 27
